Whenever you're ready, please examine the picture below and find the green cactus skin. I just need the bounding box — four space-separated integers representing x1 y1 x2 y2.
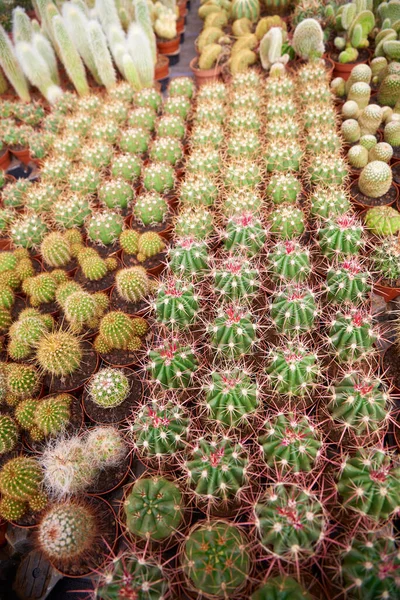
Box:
6 363 40 400
149 137 183 166
326 257 371 306
266 342 320 398
96 311 139 352
180 177 219 208
203 368 259 429
36 330 83 378
364 206 400 236
137 232 165 262
318 214 364 259
228 108 261 131
35 394 72 436
133 192 168 226
192 124 224 149
15 398 39 431
358 161 393 199
111 153 142 182
258 413 323 474
63 290 107 333
187 148 221 176
251 576 313 600
23 273 58 307
208 305 257 359
371 236 400 282
265 142 302 173
119 231 140 256
86 211 124 246
169 76 195 98
88 368 130 408
84 427 127 468
8 309 53 360
142 162 175 194
69 166 101 195
2 178 31 208
255 483 326 560
222 191 262 218
124 476 184 541
267 173 301 205
40 232 71 268
268 205 305 240
98 179 134 211
0 286 14 311
0 415 18 454
224 161 262 190
227 131 261 158
270 286 317 336
267 240 311 284
224 213 266 257
307 156 348 187
115 267 151 304
212 257 259 303
154 278 199 329
38 501 96 563
175 207 214 241
147 339 198 389
168 238 210 280
78 254 114 283
10 214 48 249
96 554 169 600
339 531 400 600
0 496 27 521
130 400 190 461
337 447 400 521
182 435 249 507
0 456 43 502
128 107 157 131
157 114 186 140
52 195 92 229
182 520 250 598
55 281 82 308
328 371 390 437
310 187 352 220
163 96 191 119
328 308 377 363
120 127 150 155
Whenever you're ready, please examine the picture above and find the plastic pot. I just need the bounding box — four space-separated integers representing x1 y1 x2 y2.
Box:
0 148 10 171
11 147 31 165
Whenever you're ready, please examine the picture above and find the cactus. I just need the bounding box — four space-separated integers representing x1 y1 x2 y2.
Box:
259 413 322 474
227 131 261 158
187 148 221 176
224 213 266 257
348 81 371 109
148 339 198 389
175 207 214 240
307 156 348 187
270 286 317 336
168 238 210 280
10 214 48 249
180 177 219 208
0 24 30 102
268 205 305 240
111 153 142 182
119 230 140 256
135 88 162 111
255 483 325 559
87 211 124 246
40 232 72 268
34 394 72 437
82 142 113 170
337 447 400 521
85 426 127 468
92 121 119 144
192 124 224 149
95 311 144 353
378 73 400 107
326 259 371 305
267 173 301 205
212 256 260 302
358 161 393 199
51 15 89 96
182 521 250 598
222 191 262 217
371 236 400 281
0 456 43 514
384 120 400 147
224 161 262 190
36 330 83 378
267 240 311 283
341 119 361 143
266 342 320 397
23 273 58 307
157 114 186 139
164 96 191 119
124 476 184 541
328 308 377 363
129 107 157 131
99 179 134 211
133 192 168 226
251 577 313 600
169 76 195 98
14 398 39 431
63 290 108 333
88 368 130 408
318 214 364 258
8 308 53 360
69 166 101 196
310 187 351 220
130 400 190 461
0 415 18 454
292 18 324 59
142 162 175 194
358 105 383 136
96 554 168 600
208 305 257 360
265 141 302 173
348 145 369 169
120 127 150 155
6 363 40 401
137 232 165 262
154 278 199 329
115 266 152 304
2 178 31 208
149 137 182 166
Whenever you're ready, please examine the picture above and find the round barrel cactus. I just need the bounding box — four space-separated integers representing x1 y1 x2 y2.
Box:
148 338 198 389
371 236 400 282
175 207 214 240
35 394 72 437
168 238 210 280
36 330 83 378
364 206 400 237
266 342 320 397
326 258 371 305
133 192 168 227
310 186 351 220
115 267 152 304
88 368 130 408
328 308 377 363
0 415 18 455
223 213 266 257
180 176 218 208
268 205 305 240
86 211 124 246
266 173 301 205
208 305 257 359
222 190 262 217
270 286 318 336
318 215 364 258
0 456 43 504
5 363 40 401
267 240 311 283
251 577 313 600
154 278 199 329
212 256 260 302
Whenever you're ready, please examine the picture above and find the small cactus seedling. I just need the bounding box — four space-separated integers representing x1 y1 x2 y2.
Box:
98 179 134 211
267 240 311 283
142 162 175 194
149 137 183 166
129 400 190 463
254 483 326 560
0 415 18 454
223 212 266 257
328 308 377 363
337 447 400 521
318 214 364 259
208 305 258 360
266 342 320 398
258 413 323 474
157 114 186 139
154 278 199 329
212 256 260 303
223 161 262 190
168 238 211 280
52 195 92 230
169 76 195 98
119 127 150 155
326 258 371 305
270 286 318 336
88 368 130 408
251 576 313 600
124 476 184 541
147 338 198 389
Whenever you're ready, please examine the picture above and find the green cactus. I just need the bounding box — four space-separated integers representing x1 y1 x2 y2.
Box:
92 121 119 144
175 207 214 240
128 106 157 131
187 148 221 176
227 131 261 158
111 153 142 182
149 137 182 166
137 232 165 262
8 308 53 360
63 290 108 333
192 124 224 149
267 173 301 205
337 447 400 521
119 230 140 256
115 266 152 304
10 214 48 249
142 162 175 194
6 363 40 401
98 179 134 211
40 232 72 268
384 120 400 147
222 191 262 218
270 286 317 336
310 187 352 220
267 240 311 283
69 166 100 196
22 273 58 307
326 258 371 305
308 156 348 186
0 415 18 454
318 214 364 258
168 238 210 280
328 308 377 363
15 398 39 431
156 114 186 139
268 205 305 240
266 342 320 397
96 311 145 353
182 520 250 598
251 576 313 600
87 211 124 246
134 88 162 111
371 235 400 281
120 127 150 155
154 278 199 329
124 476 184 541
180 176 219 208
36 330 83 378
212 256 259 303
52 195 92 230
169 76 195 98
85 426 127 468
265 141 302 173
133 192 168 226
0 456 43 516
2 178 31 209
224 161 262 190
292 18 324 59
224 213 266 257
34 394 72 437
148 338 198 389
88 368 130 408
208 305 257 359
164 96 191 119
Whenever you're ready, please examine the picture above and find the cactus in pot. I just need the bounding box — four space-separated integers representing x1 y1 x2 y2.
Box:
328 308 377 363
154 278 199 329
208 305 258 359
318 214 364 258
270 285 318 336
326 258 371 305
224 212 266 257
267 240 311 283
88 368 130 409
115 266 153 304
266 341 320 398
168 238 210 280
147 338 198 389
0 415 18 455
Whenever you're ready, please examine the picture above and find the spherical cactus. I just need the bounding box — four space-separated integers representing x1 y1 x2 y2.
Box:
169 76 195 98
6 363 40 400
154 278 199 329
0 496 27 521
191 123 225 149
38 500 97 563
15 398 39 431
0 415 18 454
98 179 134 210
251 576 313 600
10 214 48 249
358 161 393 199
115 267 151 304
86 211 124 246
79 255 110 282
0 456 43 502
384 120 400 147
119 230 140 255
52 195 92 230
85 427 127 468
36 330 83 378
137 232 165 262
208 305 257 359
175 207 214 240
337 447 400 521
341 119 361 143
124 476 184 541
133 192 168 226
358 105 383 137
212 256 260 302
371 236 400 281
292 18 324 59
168 238 210 280
142 162 175 194
120 127 150 155
223 213 266 257
182 520 250 598
8 308 53 360
266 342 320 398
150 137 183 166
307 156 348 187
157 114 186 139
270 286 317 336
227 131 261 158
268 205 305 240
55 281 82 308
147 338 198 389
35 394 72 437
180 176 219 208
326 258 371 305
266 173 301 205
88 368 130 408
368 142 393 164
254 483 326 560
130 400 190 462
112 151 142 181
63 290 105 332
97 311 137 352
23 273 58 307
364 206 400 236
258 413 322 474
265 141 302 173
318 214 364 258
310 187 351 220
164 96 191 119
328 308 377 363
182 435 249 509
348 145 369 169
267 240 311 283
224 161 262 190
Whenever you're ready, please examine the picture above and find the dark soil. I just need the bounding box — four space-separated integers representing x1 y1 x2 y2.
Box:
86 240 120 259
392 162 400 185
382 344 400 390
329 48 370 64
83 370 143 424
392 146 400 161
11 295 27 321
45 341 98 393
12 506 43 528
351 182 397 207
121 251 167 272
36 300 59 317
131 214 173 234
45 258 77 274
86 452 131 495
110 286 150 316
76 267 116 293
100 347 145 367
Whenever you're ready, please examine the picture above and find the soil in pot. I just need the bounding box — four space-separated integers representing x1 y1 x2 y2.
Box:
155 55 170 81
44 258 77 275
45 341 98 393
131 214 174 236
110 286 150 316
11 295 27 322
36 300 59 317
75 267 116 293
83 370 143 424
351 181 397 207
86 452 131 495
121 251 167 273
86 240 120 259
382 343 400 390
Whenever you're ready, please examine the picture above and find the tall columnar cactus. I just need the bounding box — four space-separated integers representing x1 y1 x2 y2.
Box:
51 15 89 96
147 338 198 388
254 483 326 559
267 240 311 283
224 213 266 257
326 258 371 305
124 476 184 541
130 400 190 462
154 278 199 329
203 368 259 429
318 215 364 258
182 521 250 598
328 308 377 363
36 330 83 378
212 257 260 302
266 342 320 397
337 447 400 521
88 368 130 408
208 305 258 359
270 286 318 336
0 24 30 102
115 267 152 304
258 413 323 474
0 415 18 455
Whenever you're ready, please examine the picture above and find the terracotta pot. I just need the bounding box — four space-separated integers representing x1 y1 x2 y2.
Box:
154 55 170 80
332 56 369 80
189 57 222 86
176 16 185 34
11 147 31 165
373 280 400 302
178 0 187 17
0 148 10 171
157 36 180 55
